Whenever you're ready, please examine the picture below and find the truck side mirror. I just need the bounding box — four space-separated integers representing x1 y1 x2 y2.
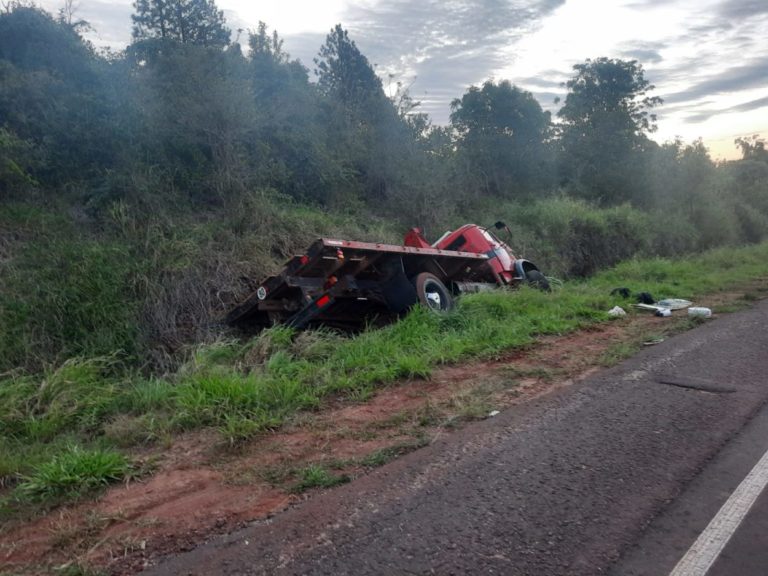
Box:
493 221 507 230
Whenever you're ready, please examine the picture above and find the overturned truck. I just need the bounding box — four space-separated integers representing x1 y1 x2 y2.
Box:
226 222 548 330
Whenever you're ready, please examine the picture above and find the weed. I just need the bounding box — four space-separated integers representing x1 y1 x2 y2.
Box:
502 365 562 383
0 235 141 372
49 510 119 550
447 388 496 422
53 563 107 576
16 445 129 501
240 327 296 367
219 414 263 447
365 410 412 431
715 302 751 313
414 401 442 427
599 341 644 367
0 357 119 443
360 439 430 468
291 464 350 493
103 414 165 447
258 465 294 487
121 378 176 414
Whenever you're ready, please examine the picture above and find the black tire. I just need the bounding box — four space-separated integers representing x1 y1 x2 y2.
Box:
526 269 551 292
412 272 454 312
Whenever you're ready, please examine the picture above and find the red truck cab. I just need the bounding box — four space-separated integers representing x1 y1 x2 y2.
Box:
404 224 535 285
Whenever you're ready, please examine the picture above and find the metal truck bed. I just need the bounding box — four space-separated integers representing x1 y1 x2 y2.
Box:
226 238 496 330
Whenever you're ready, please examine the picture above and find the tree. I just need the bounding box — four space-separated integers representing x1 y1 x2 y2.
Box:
0 6 115 185
131 0 230 48
246 23 341 204
313 24 411 208
131 43 254 200
735 134 768 163
557 58 662 205
314 24 385 113
450 80 553 197
57 0 90 33
248 21 308 101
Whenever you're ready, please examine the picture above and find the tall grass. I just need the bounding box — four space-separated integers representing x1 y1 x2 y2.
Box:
17 445 129 501
0 193 400 373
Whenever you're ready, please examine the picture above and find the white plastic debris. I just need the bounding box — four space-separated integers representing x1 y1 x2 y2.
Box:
657 298 692 310
688 307 712 318
608 306 627 317
488 410 500 417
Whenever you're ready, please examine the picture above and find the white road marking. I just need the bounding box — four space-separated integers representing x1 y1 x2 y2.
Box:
669 446 768 576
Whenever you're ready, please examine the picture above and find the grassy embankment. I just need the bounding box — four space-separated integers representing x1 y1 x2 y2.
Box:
2 240 768 517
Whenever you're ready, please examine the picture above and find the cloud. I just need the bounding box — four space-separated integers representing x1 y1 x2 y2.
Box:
685 94 768 123
623 0 683 8
729 94 768 113
332 0 566 122
617 40 667 65
717 0 768 19
279 31 327 70
36 0 133 48
511 72 569 90
662 57 768 104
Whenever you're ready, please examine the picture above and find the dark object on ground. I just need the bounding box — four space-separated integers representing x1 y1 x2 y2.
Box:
636 292 655 305
526 270 551 292
226 224 548 330
611 287 632 299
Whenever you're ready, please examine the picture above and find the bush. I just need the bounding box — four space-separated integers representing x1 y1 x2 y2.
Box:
512 197 650 277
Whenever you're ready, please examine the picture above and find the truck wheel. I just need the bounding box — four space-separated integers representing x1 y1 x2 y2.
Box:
526 270 551 292
412 272 454 312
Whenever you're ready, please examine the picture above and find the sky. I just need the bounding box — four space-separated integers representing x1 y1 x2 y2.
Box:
40 0 768 160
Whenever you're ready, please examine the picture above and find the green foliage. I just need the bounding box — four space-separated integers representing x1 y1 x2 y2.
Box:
0 228 141 371
0 357 119 443
360 439 429 468
171 365 317 431
735 135 768 163
16 444 129 500
0 435 74 487
291 464 350 493
219 414 263 447
131 0 230 48
559 57 662 134
0 7 116 183
480 197 649 278
128 41 253 200
0 127 38 198
558 58 662 205
450 80 554 197
315 24 385 110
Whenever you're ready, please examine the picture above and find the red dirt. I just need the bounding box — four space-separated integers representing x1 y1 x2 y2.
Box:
1 285 763 575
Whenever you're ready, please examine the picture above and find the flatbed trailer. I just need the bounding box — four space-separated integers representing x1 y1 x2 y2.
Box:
226 237 501 330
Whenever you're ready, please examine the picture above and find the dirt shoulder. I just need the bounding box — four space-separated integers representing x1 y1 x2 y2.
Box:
1 282 765 575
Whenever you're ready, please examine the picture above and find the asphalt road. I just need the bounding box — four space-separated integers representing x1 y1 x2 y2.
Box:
143 300 768 576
